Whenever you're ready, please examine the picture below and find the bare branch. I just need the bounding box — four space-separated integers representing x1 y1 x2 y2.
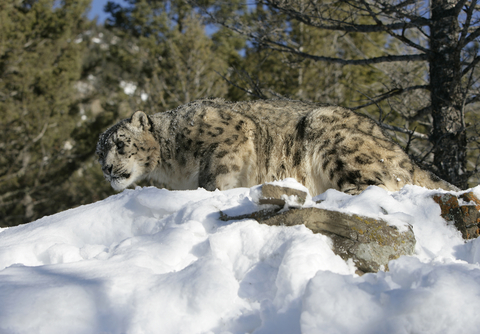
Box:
406 105 432 122
404 125 418 154
353 90 428 140
265 41 427 64
459 0 476 45
466 94 480 105
462 55 480 77
197 2 429 65
353 89 387 121
361 0 429 26
378 122 429 140
214 70 268 100
32 123 48 143
262 0 430 32
378 0 417 15
462 26 480 47
358 0 431 54
351 85 429 110
454 0 471 16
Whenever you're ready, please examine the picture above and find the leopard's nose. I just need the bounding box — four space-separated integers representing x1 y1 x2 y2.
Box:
102 165 113 175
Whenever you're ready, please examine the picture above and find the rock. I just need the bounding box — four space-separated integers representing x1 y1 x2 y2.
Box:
221 183 416 274
433 192 480 239
257 207 415 274
257 184 307 207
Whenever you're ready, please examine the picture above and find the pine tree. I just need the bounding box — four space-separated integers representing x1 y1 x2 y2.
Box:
0 0 91 226
103 0 238 112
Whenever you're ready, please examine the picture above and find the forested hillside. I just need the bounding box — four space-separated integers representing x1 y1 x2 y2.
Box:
2 0 480 226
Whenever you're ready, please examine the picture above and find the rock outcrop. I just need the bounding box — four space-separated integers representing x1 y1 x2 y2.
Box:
433 192 480 239
257 184 307 207
256 206 415 274
221 184 480 273
221 184 416 274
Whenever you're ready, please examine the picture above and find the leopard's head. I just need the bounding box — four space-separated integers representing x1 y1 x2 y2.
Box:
96 111 160 191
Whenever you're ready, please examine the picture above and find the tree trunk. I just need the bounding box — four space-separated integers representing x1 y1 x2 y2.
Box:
429 0 468 188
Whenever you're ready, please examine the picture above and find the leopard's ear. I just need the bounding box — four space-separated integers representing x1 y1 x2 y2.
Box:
130 111 150 131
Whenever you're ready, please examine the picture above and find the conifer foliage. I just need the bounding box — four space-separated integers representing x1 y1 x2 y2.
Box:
0 0 92 226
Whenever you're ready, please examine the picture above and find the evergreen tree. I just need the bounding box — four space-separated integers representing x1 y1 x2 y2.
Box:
104 0 241 112
0 0 93 226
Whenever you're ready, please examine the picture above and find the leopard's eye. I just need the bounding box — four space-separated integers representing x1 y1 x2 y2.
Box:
116 141 125 150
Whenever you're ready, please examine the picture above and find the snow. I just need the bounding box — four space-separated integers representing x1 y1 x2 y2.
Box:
1 179 480 334
120 80 137 95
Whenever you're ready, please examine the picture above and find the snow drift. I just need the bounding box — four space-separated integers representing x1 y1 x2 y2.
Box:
1 180 480 334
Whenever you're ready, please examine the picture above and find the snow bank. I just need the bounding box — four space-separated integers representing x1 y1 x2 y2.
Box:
1 180 480 334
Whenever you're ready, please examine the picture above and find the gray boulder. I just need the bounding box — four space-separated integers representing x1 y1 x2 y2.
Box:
257 207 415 274
221 183 416 274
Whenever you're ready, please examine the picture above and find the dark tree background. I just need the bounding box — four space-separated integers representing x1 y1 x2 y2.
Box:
1 0 480 226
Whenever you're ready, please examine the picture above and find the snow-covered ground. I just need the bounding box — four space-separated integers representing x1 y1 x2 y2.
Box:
1 179 480 334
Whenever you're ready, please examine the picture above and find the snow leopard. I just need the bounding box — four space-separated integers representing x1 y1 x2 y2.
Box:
96 98 458 196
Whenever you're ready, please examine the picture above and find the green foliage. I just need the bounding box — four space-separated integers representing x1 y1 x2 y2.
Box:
103 0 240 112
0 0 118 226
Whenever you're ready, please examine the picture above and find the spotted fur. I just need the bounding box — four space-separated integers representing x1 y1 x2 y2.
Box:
96 98 457 195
